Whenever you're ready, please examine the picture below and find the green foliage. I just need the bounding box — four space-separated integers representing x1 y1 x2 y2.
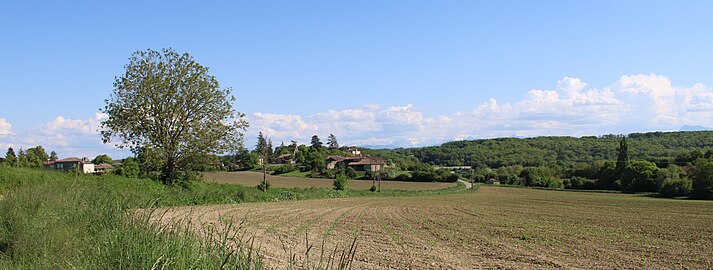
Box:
658 178 692 198
564 176 598 190
116 157 140 178
272 164 296 175
256 180 271 192
24 146 49 168
395 131 713 168
3 148 15 165
305 150 325 172
327 134 339 150
92 154 113 164
100 48 248 185
310 135 323 151
520 167 563 188
615 137 629 178
621 161 659 192
333 174 348 191
691 158 713 199
48 151 57 161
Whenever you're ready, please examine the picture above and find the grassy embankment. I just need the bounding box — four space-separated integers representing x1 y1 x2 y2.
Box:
0 166 466 269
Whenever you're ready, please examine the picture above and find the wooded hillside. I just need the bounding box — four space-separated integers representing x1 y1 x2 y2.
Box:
389 131 713 167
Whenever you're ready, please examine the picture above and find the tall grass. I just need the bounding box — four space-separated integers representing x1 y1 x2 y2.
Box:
0 166 466 269
0 166 262 269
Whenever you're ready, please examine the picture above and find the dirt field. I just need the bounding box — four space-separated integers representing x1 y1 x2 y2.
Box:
203 171 456 190
155 186 713 269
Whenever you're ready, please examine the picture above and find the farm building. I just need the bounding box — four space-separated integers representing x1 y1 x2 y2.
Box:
325 155 386 171
44 157 95 173
275 154 295 164
94 163 115 173
486 178 500 185
347 157 386 172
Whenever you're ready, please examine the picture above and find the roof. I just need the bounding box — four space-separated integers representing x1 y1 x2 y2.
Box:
347 157 386 166
325 155 346 162
276 154 292 159
95 164 115 169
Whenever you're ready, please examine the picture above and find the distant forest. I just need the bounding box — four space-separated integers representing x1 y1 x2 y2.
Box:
388 131 713 168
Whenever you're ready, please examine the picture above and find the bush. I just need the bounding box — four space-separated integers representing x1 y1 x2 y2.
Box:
565 176 598 190
333 175 348 191
271 164 296 175
256 180 271 192
520 167 563 188
658 178 692 198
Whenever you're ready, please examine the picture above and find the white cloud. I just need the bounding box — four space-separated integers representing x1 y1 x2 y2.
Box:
0 118 13 135
45 113 107 134
246 74 713 148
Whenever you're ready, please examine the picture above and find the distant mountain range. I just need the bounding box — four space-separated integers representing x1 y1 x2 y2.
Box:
679 125 712 132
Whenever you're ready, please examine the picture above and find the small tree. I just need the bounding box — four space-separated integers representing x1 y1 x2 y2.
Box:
256 132 270 191
333 174 348 191
49 151 58 161
691 158 713 199
4 147 16 165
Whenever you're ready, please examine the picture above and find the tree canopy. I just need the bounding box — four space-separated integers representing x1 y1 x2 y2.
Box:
92 154 113 164
101 48 248 184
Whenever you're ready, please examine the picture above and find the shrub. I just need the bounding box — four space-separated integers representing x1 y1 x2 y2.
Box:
256 180 271 192
333 175 348 191
658 178 692 198
565 176 598 190
272 164 296 175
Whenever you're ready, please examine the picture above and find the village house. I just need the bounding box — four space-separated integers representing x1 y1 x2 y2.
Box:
275 154 295 164
44 157 95 173
94 163 115 174
324 155 386 172
345 147 361 156
486 178 500 185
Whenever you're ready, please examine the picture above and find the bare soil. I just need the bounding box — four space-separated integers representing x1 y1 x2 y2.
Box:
153 186 713 269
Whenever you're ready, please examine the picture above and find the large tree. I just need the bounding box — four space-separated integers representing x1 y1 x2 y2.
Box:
101 48 248 184
327 134 339 150
615 136 629 179
310 135 323 151
93 154 113 164
25 146 49 167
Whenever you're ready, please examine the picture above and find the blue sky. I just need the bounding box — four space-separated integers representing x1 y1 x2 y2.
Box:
1 1 713 158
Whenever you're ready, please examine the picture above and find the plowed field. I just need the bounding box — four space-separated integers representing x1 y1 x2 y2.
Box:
155 186 713 269
204 171 456 190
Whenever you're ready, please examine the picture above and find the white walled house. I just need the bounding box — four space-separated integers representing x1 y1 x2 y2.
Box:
44 157 95 173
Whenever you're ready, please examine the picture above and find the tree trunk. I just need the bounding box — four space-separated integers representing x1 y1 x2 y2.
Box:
262 164 268 192
163 158 177 185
